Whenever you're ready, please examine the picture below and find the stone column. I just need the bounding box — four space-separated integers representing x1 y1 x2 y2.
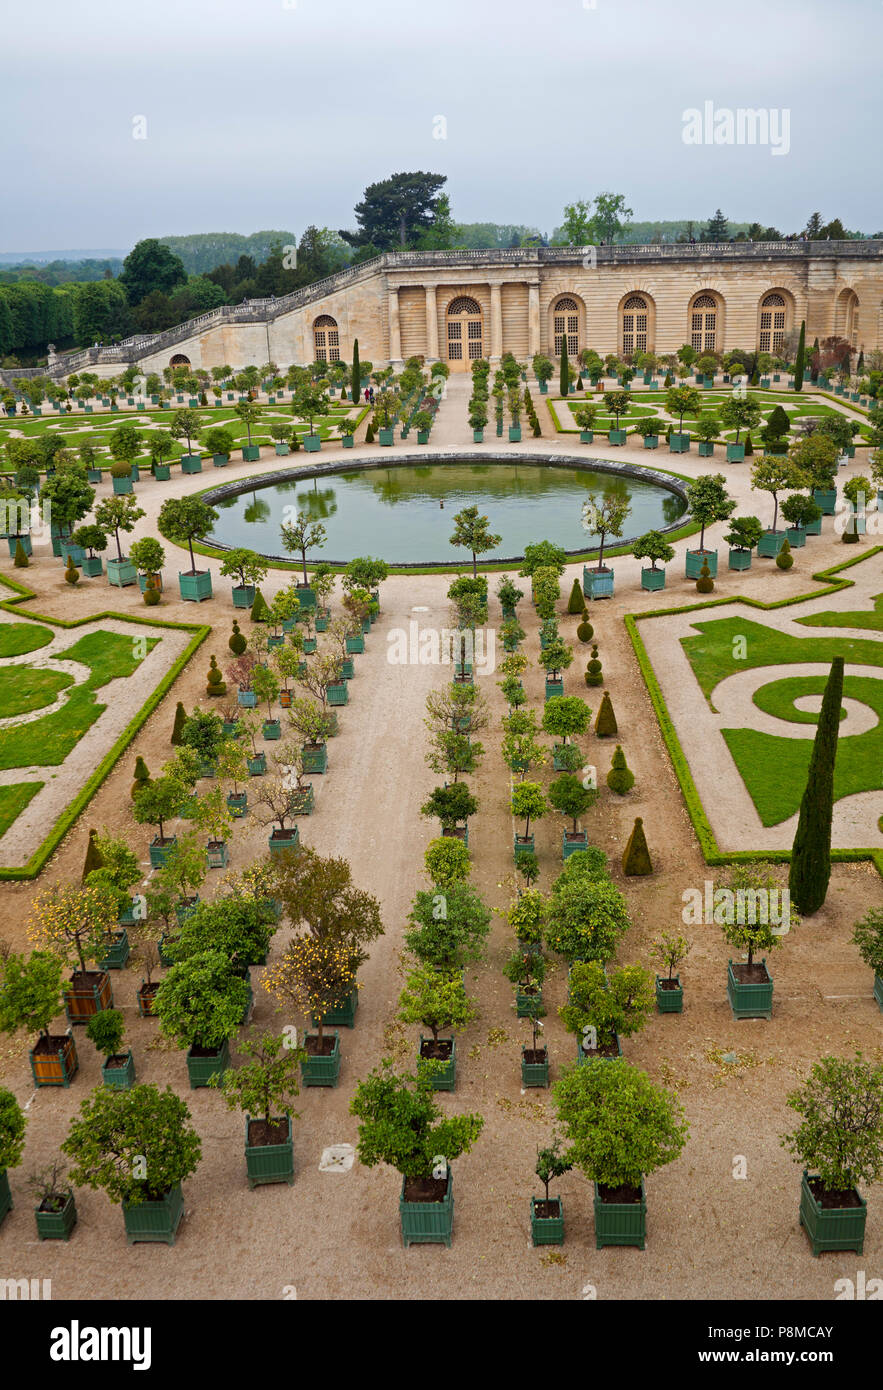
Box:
528 282 541 358
490 282 503 361
425 285 439 361
388 287 403 366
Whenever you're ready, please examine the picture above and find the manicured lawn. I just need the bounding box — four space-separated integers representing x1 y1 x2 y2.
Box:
0 782 44 838
0 622 54 657
0 629 159 769
723 674 883 826
752 674 849 726
681 616 883 706
796 594 883 633
0 665 73 717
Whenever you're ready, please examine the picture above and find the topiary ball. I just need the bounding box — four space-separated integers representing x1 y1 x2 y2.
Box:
577 618 594 644
143 574 161 606
696 560 715 593
776 538 794 569
64 556 80 585
229 620 247 655
585 645 603 687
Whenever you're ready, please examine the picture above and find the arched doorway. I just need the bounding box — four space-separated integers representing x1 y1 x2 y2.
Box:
314 315 340 362
689 293 720 353
757 293 790 354
446 296 483 369
552 297 580 357
835 290 860 348
620 295 649 357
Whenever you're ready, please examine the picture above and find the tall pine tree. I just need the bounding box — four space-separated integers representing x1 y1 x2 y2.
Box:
794 320 805 392
789 657 844 914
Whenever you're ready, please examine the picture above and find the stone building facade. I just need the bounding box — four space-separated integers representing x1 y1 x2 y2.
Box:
46 242 883 382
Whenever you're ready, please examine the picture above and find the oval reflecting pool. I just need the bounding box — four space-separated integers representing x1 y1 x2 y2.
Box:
207 459 686 565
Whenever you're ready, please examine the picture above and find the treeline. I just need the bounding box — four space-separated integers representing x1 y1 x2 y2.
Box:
156 229 298 276
0 259 124 286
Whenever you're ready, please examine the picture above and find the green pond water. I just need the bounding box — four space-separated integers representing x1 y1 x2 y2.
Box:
207 460 686 564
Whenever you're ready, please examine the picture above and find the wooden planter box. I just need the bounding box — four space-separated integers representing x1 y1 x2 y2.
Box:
594 1180 647 1249
516 986 543 1019
186 1039 231 1089
345 634 365 654
303 743 328 774
262 719 282 741
102 1050 136 1089
583 566 614 599
327 681 348 706
812 487 837 515
728 549 752 571
137 982 160 1017
248 751 267 775
35 1191 77 1241
400 1169 453 1247
727 958 773 1020
531 1195 564 1245
799 1171 867 1256
757 531 787 558
269 827 300 856
514 834 535 861
100 929 131 970
232 585 255 608
245 1114 294 1188
65 971 113 1024
227 791 248 818
122 1184 185 1245
107 557 138 587
544 677 564 700
668 433 690 453
289 784 315 816
786 526 806 548
726 443 745 462
874 974 883 1011
685 549 718 579
30 1031 79 1087
175 895 200 926
300 1031 341 1087
655 974 683 1013
206 840 228 869
0 1169 11 1226
563 830 588 859
178 571 213 602
419 1035 456 1091
641 566 666 591
521 1047 550 1087
312 987 358 1029
238 690 258 708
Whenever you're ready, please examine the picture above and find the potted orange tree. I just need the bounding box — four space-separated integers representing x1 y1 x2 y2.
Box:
531 1135 571 1245
211 1031 303 1188
153 948 250 1088
0 949 77 1087
398 965 478 1092
28 882 117 1024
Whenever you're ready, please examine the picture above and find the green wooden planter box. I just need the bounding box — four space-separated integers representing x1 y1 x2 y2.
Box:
875 974 883 1011
655 974 683 1013
206 840 228 868
594 1179 646 1249
154 464 171 480
100 928 131 970
102 1049 136 1089
238 690 258 708
669 433 690 453
186 1038 231 1088
175 895 200 926
328 681 348 706
241 446 260 461
296 584 316 610
419 1035 456 1090
312 987 358 1029
304 434 322 453
227 791 248 818
545 677 564 700
812 487 837 515
804 516 822 536
269 827 300 856
289 784 315 816
728 549 752 571
727 958 773 1019
799 1172 866 1256
521 1047 550 1087
757 531 787 557
607 429 626 445
726 443 745 462
274 444 289 457
579 430 594 443
300 1031 341 1087
107 557 138 587
123 1184 184 1245
158 930 180 966
583 566 614 598
35 1192 77 1241
400 1169 453 1247
60 541 85 566
786 526 806 548
214 453 231 466
180 455 202 474
516 987 543 1019
302 743 328 774
531 1195 564 1245
563 830 588 859
641 566 666 591
6 534 32 557
342 435 355 448
378 428 395 446
302 636 318 653
642 436 659 449
178 571 213 601
346 634 365 654
245 1114 294 1188
514 833 535 861
685 549 717 579
509 426 522 442
248 751 267 775
263 719 282 741
697 442 715 456
150 834 175 867
82 555 103 576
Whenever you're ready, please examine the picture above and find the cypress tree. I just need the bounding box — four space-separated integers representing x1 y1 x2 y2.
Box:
622 817 653 875
171 700 188 746
559 342 569 398
794 319 806 392
13 538 29 567
789 657 844 914
351 339 361 403
81 827 103 881
857 349 864 377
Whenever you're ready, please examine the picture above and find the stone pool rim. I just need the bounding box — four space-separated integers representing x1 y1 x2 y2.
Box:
193 452 691 570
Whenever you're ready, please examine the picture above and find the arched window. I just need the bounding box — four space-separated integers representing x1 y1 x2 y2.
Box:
621 296 648 355
446 297 483 367
834 289 860 348
169 354 191 368
758 293 787 353
314 315 340 362
553 297 579 357
690 294 718 352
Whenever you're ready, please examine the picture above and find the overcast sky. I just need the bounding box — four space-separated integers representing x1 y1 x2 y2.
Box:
3 0 880 252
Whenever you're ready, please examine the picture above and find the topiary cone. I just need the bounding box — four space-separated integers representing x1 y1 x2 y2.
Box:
585 646 604 689
594 690 617 735
171 700 187 746
606 744 635 795
622 817 653 875
776 537 794 569
81 827 103 881
131 755 152 799
229 620 247 655
567 577 584 614
206 654 227 697
64 555 80 585
696 559 715 593
13 538 29 568
251 588 269 623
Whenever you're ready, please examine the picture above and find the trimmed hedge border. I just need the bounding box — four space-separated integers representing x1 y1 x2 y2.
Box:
0 574 210 880
625 546 883 880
